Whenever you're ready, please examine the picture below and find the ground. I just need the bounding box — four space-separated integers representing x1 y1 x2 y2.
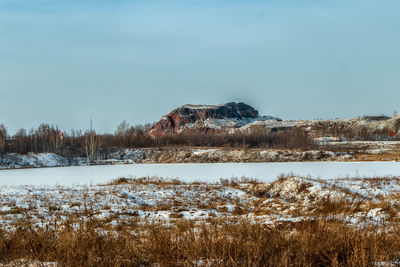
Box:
1 175 400 230
2 175 400 266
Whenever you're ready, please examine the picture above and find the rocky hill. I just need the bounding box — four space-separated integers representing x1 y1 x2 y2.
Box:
146 102 277 136
146 102 400 139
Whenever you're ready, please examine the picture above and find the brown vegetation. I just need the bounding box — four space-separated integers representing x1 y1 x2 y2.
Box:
0 217 399 266
1 123 316 158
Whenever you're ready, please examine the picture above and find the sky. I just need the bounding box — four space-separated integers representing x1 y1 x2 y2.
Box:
1 0 399 133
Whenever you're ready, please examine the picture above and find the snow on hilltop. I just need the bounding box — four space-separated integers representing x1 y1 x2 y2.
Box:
146 102 278 136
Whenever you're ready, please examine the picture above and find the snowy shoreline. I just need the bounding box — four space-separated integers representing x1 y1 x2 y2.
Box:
0 148 355 170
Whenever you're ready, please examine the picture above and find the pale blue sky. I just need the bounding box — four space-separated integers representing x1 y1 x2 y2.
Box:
1 0 399 133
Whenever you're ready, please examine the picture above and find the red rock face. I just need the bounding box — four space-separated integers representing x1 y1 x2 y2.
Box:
146 102 259 136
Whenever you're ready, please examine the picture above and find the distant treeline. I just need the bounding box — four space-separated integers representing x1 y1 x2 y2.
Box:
0 122 315 158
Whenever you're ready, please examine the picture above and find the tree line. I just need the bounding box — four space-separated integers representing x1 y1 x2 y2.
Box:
0 121 316 158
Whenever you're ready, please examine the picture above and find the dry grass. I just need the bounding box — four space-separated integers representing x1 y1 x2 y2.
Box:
106 177 183 186
1 217 400 266
354 152 400 161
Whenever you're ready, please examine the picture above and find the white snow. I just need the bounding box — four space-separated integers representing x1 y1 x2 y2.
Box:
192 149 218 155
0 153 69 169
181 104 226 109
1 175 400 228
1 162 400 186
240 119 300 131
179 116 277 131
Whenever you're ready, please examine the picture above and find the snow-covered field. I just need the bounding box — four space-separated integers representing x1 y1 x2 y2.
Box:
1 162 400 186
1 162 400 232
1 175 400 231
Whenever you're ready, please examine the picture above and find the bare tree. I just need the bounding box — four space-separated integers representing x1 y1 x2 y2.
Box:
115 120 130 147
116 120 129 136
15 128 27 153
83 130 102 161
0 124 6 155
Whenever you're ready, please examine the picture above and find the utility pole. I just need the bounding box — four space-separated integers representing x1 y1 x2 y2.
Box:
90 117 93 132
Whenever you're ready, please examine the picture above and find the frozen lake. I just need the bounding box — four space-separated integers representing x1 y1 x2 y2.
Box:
1 162 400 186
